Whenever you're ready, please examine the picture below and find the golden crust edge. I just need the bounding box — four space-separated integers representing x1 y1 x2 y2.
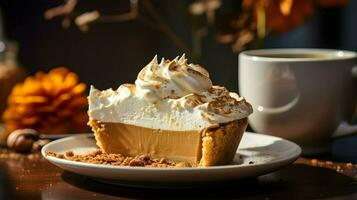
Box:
199 118 248 166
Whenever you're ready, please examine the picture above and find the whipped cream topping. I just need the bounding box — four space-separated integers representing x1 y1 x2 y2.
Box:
88 55 252 131
135 54 212 101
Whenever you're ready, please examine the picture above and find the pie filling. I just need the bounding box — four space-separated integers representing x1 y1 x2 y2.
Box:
88 118 248 167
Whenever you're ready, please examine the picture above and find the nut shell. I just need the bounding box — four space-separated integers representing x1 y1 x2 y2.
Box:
7 129 39 153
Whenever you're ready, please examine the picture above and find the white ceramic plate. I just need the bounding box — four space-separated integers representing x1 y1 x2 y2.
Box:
42 132 301 187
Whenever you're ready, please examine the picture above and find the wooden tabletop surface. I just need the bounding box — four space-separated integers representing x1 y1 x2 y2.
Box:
0 148 356 200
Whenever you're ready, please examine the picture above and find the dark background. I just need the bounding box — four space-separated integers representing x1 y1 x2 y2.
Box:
2 0 356 91
1 0 357 161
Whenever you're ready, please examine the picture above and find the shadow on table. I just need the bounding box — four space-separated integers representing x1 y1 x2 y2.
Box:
0 164 12 200
58 163 357 200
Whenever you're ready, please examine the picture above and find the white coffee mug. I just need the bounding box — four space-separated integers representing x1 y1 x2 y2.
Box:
239 48 357 155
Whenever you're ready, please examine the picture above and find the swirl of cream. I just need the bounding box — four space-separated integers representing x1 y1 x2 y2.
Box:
135 54 212 101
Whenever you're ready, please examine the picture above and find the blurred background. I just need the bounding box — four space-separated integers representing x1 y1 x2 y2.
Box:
0 0 357 161
1 0 357 91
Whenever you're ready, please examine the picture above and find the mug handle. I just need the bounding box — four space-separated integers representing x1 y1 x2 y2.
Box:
332 122 357 138
332 65 357 138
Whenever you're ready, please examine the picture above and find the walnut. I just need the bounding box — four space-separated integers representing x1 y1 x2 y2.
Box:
7 129 39 153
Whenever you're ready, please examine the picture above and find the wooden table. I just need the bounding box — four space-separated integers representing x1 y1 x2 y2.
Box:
0 148 356 200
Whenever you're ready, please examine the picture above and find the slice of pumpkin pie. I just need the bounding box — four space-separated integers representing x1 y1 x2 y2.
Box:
88 55 252 167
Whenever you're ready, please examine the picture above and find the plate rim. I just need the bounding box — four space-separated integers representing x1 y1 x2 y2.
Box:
41 132 301 171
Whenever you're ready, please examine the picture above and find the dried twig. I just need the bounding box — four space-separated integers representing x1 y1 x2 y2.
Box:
189 0 221 24
44 0 78 28
75 11 100 32
44 0 77 19
44 0 192 55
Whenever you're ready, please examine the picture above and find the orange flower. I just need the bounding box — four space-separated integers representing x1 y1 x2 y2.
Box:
243 0 348 34
267 0 314 33
3 67 89 134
